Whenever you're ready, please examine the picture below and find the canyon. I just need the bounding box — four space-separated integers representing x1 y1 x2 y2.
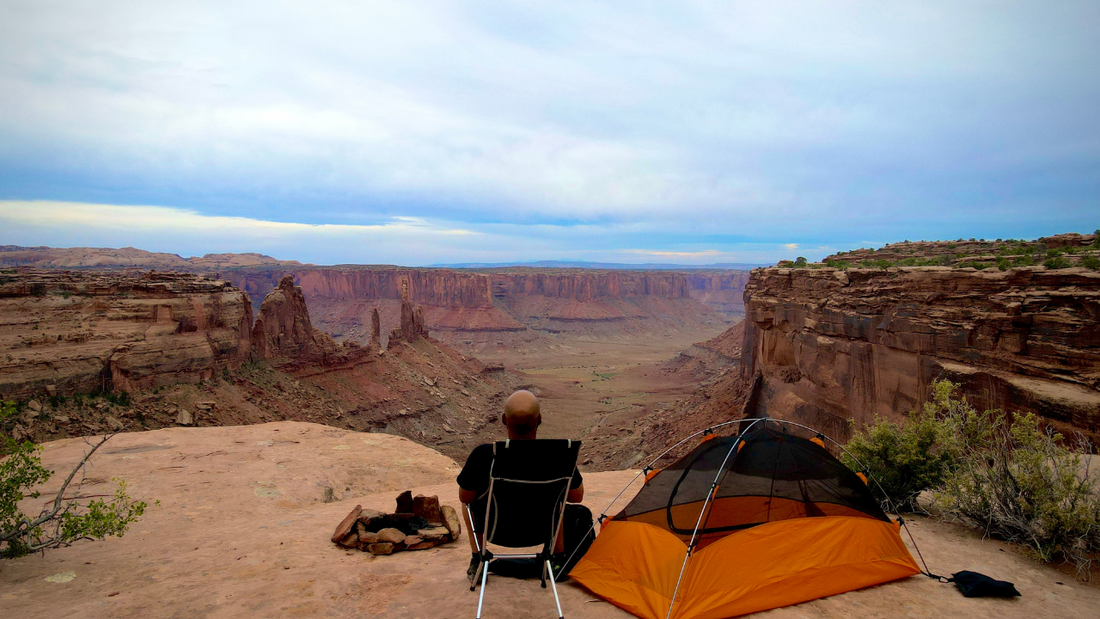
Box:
0 268 522 465
223 266 744 354
0 246 748 354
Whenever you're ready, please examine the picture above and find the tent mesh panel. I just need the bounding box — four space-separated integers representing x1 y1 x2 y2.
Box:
614 423 888 545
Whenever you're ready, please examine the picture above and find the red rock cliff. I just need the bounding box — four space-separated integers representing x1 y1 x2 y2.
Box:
740 266 1100 441
251 275 346 363
488 270 691 300
0 270 253 398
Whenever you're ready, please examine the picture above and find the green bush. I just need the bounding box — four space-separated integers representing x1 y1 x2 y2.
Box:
1083 256 1100 270
842 380 963 512
793 256 807 267
1044 256 1071 269
934 412 1100 578
996 257 1010 271
846 382 1100 578
1 402 150 559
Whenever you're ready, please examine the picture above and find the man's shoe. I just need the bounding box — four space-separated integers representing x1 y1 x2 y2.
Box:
467 553 480 582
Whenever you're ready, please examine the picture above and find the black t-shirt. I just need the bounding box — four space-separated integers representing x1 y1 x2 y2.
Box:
457 443 583 501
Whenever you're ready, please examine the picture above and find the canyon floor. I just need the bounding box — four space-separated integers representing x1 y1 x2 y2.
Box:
1 422 1096 619
470 325 735 470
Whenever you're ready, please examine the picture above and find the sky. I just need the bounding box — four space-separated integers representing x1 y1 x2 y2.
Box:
0 1 1097 266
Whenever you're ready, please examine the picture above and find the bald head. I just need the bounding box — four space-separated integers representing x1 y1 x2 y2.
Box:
502 390 541 439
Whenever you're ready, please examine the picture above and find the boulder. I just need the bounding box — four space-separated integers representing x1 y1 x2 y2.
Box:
27 400 41 412
331 505 363 543
367 543 394 555
376 528 407 545
337 532 359 548
395 490 414 514
412 495 442 524
105 416 124 431
356 526 379 545
440 504 462 541
356 508 385 526
406 538 439 551
417 527 450 541
176 409 193 426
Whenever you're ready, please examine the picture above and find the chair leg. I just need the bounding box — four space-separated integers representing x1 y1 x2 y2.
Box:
545 560 564 619
475 558 490 619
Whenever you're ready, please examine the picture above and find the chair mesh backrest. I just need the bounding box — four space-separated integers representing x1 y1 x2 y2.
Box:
484 439 580 548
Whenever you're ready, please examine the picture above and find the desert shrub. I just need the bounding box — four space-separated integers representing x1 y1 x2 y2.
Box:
842 380 963 512
996 257 1010 271
934 412 1100 578
859 259 895 269
793 256 807 267
1083 256 1100 270
1044 256 1071 269
1 402 150 559
1013 254 1035 267
847 382 1100 578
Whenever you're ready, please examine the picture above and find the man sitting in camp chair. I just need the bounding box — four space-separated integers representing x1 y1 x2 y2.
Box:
457 390 587 580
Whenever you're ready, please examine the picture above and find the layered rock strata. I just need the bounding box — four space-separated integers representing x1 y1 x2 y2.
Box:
0 270 253 398
251 275 346 363
740 266 1100 441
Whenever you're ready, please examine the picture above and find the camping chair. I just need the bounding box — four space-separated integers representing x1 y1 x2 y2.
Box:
468 439 581 619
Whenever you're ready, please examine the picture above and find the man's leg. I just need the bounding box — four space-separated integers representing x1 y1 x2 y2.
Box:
461 503 483 553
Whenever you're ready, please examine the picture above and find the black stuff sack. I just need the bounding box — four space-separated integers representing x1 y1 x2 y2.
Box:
950 571 1021 598
554 503 595 580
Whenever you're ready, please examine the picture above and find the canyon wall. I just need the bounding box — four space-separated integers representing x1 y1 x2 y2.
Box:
0 270 254 398
740 266 1100 441
683 271 752 318
220 266 744 350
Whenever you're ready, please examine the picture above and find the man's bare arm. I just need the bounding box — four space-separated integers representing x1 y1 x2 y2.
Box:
459 487 477 504
568 482 584 503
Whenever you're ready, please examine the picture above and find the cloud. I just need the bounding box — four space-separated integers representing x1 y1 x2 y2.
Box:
0 199 798 265
0 1 1097 253
784 243 799 250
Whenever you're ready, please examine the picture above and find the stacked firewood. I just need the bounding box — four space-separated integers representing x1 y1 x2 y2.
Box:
330 490 462 555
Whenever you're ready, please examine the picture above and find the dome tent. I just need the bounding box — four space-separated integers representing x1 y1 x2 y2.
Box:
570 420 920 619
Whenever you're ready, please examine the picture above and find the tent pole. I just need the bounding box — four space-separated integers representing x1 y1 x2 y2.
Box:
664 418 764 619
557 418 770 574
749 418 939 579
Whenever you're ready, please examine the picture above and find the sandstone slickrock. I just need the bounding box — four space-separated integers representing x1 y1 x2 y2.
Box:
740 266 1100 441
